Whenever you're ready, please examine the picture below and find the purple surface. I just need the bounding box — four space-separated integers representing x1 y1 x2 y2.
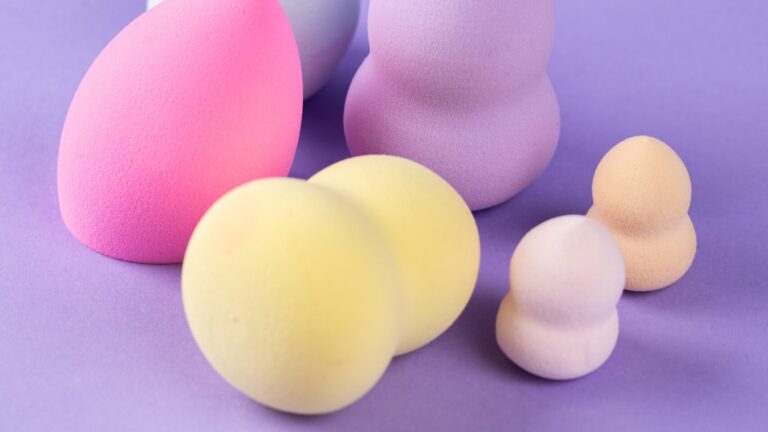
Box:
1 1 767 431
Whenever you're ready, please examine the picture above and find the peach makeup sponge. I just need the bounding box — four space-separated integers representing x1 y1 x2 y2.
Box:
58 0 302 264
148 0 360 98
182 155 480 414
344 0 560 210
496 216 625 380
587 136 697 292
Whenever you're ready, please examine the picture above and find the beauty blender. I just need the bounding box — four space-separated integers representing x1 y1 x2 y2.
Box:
58 0 302 263
148 0 360 98
587 136 697 292
182 155 480 414
344 0 560 210
496 215 625 380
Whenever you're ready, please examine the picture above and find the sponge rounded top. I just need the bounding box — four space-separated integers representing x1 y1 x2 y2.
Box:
592 136 692 233
510 216 625 327
148 0 359 98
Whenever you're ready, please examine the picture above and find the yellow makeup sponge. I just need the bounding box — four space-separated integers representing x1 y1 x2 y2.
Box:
310 156 481 355
182 156 479 414
587 136 697 291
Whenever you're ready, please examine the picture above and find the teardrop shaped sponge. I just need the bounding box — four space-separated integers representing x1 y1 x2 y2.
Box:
58 0 302 264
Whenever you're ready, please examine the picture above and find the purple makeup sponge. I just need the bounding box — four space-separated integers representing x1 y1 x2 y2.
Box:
343 0 560 210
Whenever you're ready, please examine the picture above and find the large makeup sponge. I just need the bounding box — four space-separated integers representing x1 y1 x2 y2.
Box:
148 0 360 98
587 136 697 291
344 0 560 210
309 155 480 355
58 0 302 263
182 156 479 414
496 216 625 380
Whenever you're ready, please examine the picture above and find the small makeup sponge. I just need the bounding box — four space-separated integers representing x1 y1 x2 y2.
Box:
496 216 625 380
182 155 479 414
148 0 360 98
344 0 560 210
587 136 697 291
58 0 302 263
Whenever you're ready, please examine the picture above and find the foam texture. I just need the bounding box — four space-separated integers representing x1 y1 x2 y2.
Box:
310 156 480 355
496 215 625 380
148 0 359 98
58 0 302 264
344 0 561 210
182 155 480 414
587 136 697 291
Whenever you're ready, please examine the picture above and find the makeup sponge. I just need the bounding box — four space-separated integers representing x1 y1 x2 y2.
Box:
344 0 560 210
148 0 360 98
58 0 302 264
182 155 479 414
587 136 697 292
496 216 625 380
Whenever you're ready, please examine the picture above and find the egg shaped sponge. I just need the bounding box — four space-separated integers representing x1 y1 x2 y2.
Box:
344 0 560 210
58 0 302 264
309 155 480 355
182 156 480 414
587 136 697 291
148 0 360 98
496 215 625 380
183 179 401 415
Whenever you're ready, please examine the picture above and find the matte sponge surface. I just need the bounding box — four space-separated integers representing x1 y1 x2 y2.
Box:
310 156 480 355
587 136 697 291
183 179 400 415
344 0 560 210
496 216 625 380
148 0 360 98
58 0 302 263
182 156 480 414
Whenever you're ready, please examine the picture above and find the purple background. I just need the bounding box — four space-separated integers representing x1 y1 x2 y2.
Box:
2 1 767 430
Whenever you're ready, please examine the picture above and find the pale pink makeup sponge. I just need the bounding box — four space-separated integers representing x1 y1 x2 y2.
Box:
496 216 625 380
344 0 560 210
58 0 302 263
587 136 697 291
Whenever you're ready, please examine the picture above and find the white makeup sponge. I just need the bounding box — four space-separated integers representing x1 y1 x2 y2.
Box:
496 215 625 380
148 0 360 98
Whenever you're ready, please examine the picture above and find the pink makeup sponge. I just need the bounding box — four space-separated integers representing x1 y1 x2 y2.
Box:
344 0 560 210
496 216 625 380
58 0 302 263
147 0 360 99
587 136 697 292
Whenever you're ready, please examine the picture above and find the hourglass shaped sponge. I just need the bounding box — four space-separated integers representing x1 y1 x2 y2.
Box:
344 0 560 210
496 216 625 380
587 136 697 291
182 156 480 414
58 0 302 264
